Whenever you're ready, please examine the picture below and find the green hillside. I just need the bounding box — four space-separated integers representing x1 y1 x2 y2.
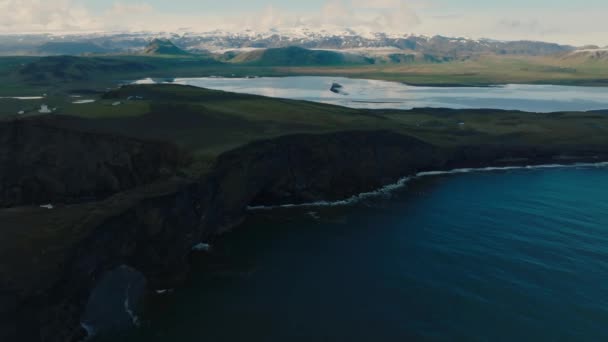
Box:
228 46 374 66
144 39 191 56
11 84 607 170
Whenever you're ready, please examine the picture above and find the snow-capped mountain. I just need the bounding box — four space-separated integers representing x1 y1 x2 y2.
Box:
0 29 576 58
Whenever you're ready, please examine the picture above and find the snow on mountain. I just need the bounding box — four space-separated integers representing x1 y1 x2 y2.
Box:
0 29 576 57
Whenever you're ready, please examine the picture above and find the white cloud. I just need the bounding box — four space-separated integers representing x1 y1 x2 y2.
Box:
107 2 154 16
0 0 605 45
0 0 99 33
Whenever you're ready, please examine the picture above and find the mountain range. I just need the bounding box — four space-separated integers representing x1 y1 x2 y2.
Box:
0 30 586 59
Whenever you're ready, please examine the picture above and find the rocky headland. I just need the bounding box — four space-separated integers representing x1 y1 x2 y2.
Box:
1 116 607 341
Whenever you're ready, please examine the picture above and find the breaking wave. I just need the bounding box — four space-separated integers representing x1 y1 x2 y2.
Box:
247 162 608 210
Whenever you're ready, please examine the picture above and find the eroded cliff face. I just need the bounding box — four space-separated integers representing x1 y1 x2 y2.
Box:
201 131 608 236
0 116 181 208
2 122 607 342
201 130 443 234
0 117 200 342
0 180 204 342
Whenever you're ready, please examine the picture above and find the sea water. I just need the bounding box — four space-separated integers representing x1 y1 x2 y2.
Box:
101 165 608 341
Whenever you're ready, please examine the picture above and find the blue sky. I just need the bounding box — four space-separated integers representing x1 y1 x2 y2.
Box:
1 1 606 45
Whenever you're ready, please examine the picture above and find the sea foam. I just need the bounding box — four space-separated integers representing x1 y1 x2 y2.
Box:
247 162 608 210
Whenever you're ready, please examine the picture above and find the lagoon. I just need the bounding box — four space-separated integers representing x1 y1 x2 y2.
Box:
160 76 608 113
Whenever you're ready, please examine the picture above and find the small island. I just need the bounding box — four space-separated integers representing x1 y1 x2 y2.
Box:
330 82 347 95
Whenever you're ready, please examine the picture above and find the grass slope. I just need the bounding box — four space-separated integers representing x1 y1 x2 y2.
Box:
227 46 373 66
143 39 191 56
2 52 608 98
9 84 606 174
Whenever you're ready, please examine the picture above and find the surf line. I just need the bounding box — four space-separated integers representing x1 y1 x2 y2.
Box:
247 161 608 210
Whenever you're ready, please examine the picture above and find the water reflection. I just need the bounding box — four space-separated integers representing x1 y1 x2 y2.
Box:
164 76 608 112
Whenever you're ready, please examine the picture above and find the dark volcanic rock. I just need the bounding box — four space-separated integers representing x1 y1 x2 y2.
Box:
0 180 204 342
2 125 607 342
330 82 347 95
0 116 181 208
143 39 189 55
201 130 443 234
200 130 608 235
81 265 147 335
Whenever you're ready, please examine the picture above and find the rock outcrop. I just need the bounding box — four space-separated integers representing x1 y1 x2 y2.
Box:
1 121 608 342
0 116 181 208
0 179 204 342
201 130 443 234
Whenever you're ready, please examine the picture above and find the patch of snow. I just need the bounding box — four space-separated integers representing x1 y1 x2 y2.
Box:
574 48 608 53
210 47 264 53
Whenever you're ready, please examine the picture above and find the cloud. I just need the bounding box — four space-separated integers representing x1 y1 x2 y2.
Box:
0 0 422 34
108 2 154 16
0 0 99 33
0 0 604 46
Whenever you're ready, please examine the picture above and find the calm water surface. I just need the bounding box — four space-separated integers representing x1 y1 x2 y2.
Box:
147 76 608 112
104 166 608 341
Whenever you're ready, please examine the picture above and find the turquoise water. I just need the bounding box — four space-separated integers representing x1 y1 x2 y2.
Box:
105 165 608 341
137 76 608 112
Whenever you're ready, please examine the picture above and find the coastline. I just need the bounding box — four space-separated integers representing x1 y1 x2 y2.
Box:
247 161 608 210
2 115 608 341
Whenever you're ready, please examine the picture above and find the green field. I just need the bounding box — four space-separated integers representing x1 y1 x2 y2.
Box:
1 53 608 98
2 52 608 175
5 83 606 176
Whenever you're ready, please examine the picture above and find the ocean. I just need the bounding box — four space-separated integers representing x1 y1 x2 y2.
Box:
100 164 608 341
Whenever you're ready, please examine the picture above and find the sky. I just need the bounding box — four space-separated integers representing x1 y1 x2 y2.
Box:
0 0 606 46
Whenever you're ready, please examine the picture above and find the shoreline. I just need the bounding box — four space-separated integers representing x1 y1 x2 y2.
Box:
3 101 608 341
247 161 608 210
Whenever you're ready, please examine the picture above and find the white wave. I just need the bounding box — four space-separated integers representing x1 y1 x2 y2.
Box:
132 77 156 85
247 162 608 210
192 242 211 252
79 322 95 341
155 289 174 295
124 284 141 328
0 96 43 100
248 176 411 210
72 99 96 104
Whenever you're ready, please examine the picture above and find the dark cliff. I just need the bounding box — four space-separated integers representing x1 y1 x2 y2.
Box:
0 180 204 342
201 131 608 235
0 116 181 208
202 130 443 234
2 123 608 342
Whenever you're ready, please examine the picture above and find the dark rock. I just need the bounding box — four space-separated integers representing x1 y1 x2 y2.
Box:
0 116 181 208
2 125 608 341
0 179 204 342
81 265 146 336
330 82 346 95
201 130 443 234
